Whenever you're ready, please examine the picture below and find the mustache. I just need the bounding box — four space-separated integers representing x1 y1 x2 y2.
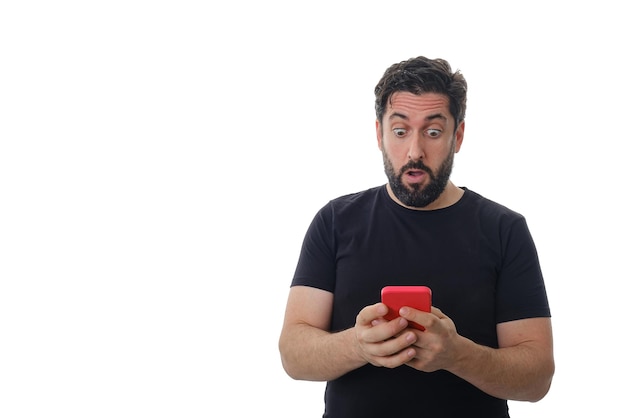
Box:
400 159 434 176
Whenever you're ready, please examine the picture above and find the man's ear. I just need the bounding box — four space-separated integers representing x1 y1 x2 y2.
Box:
454 120 465 153
376 120 383 150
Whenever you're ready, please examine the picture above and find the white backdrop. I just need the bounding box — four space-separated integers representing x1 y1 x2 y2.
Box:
1 1 624 416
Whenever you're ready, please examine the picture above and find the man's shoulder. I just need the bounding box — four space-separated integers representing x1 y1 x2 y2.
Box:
462 188 526 222
327 185 385 208
312 185 387 222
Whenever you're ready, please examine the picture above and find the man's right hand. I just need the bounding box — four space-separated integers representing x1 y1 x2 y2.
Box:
353 302 419 368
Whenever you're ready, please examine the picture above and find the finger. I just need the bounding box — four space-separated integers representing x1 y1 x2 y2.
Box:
375 347 418 368
362 316 411 343
404 355 424 371
399 306 431 329
429 306 446 319
355 303 388 326
369 332 418 359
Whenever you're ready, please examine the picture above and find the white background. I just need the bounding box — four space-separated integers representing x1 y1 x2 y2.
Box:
1 1 624 416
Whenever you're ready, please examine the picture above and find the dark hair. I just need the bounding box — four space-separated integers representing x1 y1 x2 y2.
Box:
374 56 467 130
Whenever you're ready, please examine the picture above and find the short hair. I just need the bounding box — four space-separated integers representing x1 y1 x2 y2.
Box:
374 56 467 130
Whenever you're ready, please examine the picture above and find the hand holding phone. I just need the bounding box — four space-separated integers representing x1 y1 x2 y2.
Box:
381 285 432 331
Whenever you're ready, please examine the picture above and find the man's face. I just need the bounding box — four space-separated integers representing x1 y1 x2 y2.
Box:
376 92 464 209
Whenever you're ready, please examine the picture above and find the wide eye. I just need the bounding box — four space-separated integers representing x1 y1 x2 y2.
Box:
392 128 408 138
425 129 442 138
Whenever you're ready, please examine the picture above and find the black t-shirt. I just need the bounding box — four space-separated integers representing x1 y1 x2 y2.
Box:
291 186 551 418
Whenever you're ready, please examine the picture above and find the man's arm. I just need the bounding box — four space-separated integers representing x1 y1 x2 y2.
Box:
403 307 555 402
278 285 419 381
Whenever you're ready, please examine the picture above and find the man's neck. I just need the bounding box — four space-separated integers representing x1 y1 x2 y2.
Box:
386 182 464 211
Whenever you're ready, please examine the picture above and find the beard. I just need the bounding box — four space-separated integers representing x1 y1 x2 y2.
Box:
383 145 455 208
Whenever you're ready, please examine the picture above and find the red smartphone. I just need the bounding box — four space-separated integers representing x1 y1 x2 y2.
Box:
381 286 432 331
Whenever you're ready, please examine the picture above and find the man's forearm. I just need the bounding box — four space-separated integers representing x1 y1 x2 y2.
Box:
447 336 554 402
279 324 367 381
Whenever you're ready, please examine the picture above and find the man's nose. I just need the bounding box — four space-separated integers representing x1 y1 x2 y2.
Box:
407 135 424 161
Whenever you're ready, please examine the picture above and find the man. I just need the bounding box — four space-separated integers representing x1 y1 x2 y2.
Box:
278 56 554 417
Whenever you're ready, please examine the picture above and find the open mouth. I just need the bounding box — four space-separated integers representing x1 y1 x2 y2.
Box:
405 169 426 181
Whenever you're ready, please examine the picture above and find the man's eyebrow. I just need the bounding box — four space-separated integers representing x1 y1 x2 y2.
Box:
425 113 447 122
388 112 409 120
388 112 448 122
